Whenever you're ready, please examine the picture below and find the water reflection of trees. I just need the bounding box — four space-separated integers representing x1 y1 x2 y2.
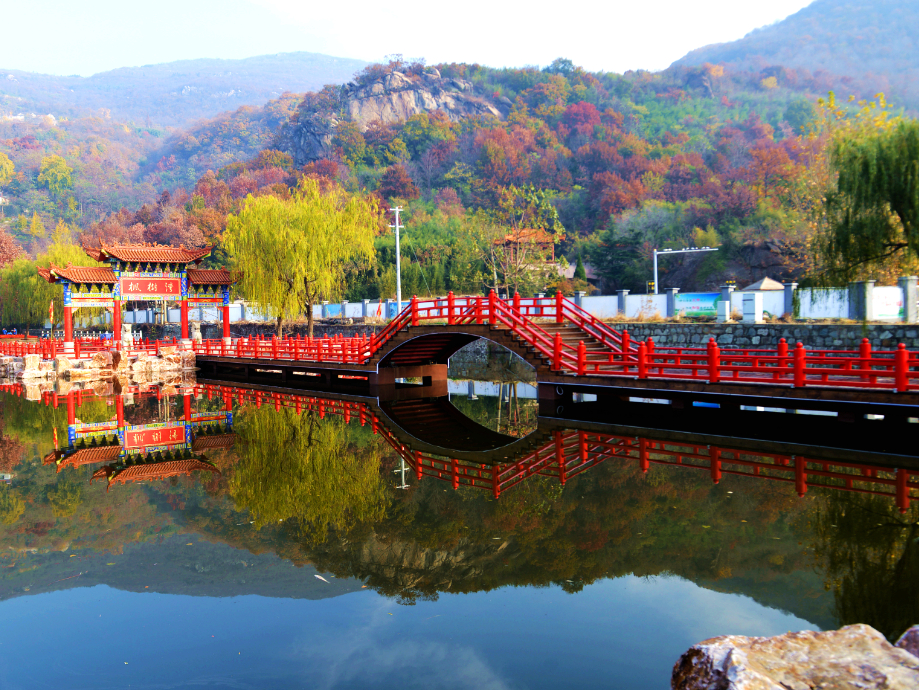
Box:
812 490 919 642
5 386 918 635
0 485 25 524
230 404 387 544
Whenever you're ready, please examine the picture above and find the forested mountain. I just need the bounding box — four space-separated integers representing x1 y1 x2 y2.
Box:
0 52 368 127
3 0 917 295
675 0 919 112
0 55 852 295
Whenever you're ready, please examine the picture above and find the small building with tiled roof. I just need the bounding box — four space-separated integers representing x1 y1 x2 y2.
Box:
36 242 240 347
494 228 556 262
740 276 785 291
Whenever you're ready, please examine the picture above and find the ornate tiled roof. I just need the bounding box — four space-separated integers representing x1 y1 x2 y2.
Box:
43 445 122 471
187 268 237 286
192 433 237 451
495 228 555 245
92 458 219 491
84 242 213 265
45 263 116 284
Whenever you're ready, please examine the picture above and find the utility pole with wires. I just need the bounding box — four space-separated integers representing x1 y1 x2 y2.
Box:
389 207 403 312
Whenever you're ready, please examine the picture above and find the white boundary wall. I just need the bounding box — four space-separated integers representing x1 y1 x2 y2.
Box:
579 295 618 318
625 293 667 318
729 291 785 317
873 286 903 321
112 286 911 328
797 288 848 319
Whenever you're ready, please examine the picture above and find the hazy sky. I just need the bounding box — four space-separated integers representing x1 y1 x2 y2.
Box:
2 0 815 77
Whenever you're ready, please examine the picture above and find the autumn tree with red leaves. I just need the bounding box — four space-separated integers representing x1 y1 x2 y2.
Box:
0 227 24 270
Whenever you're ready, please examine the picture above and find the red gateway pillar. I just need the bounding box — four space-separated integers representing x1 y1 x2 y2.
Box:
66 391 76 426
222 288 231 341
112 299 121 343
115 395 125 427
63 305 73 344
181 299 190 341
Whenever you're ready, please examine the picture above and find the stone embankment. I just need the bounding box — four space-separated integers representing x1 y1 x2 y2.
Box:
1 347 196 400
672 623 919 689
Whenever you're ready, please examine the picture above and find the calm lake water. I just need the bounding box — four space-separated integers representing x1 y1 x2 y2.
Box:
0 378 916 690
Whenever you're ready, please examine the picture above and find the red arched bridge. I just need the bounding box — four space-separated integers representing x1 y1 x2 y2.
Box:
186 292 919 413
7 292 919 411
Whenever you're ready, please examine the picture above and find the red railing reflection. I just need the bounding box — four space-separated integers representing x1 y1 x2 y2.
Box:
187 384 919 514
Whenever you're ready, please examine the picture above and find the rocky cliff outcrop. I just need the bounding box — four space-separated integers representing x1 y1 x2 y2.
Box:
309 530 515 598
277 67 505 166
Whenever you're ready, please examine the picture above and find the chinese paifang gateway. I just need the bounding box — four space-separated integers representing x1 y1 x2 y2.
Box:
36 242 239 350
42 387 234 491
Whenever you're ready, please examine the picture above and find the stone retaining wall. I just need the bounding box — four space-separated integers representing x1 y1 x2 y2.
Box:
611 322 919 350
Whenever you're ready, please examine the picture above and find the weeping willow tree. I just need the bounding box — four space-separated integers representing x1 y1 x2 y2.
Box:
230 405 388 544
224 178 381 336
0 486 25 525
811 488 919 642
817 118 919 284
0 222 103 329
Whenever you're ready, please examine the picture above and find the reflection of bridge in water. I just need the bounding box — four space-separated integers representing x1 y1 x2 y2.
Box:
201 382 919 514
5 378 916 512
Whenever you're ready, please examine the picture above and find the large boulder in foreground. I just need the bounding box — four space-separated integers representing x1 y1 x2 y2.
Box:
897 625 919 659
672 624 919 689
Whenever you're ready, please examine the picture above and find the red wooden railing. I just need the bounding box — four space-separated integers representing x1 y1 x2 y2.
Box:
182 385 919 512
6 292 919 393
4 380 915 512
189 292 918 393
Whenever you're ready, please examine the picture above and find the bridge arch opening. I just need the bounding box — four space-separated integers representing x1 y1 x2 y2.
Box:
376 329 536 380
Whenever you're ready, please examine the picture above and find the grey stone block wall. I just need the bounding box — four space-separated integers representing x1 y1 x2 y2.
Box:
609 323 919 350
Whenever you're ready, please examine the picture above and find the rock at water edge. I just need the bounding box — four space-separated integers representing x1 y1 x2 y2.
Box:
672 624 919 690
54 355 72 375
92 351 113 369
111 350 129 372
897 625 919 659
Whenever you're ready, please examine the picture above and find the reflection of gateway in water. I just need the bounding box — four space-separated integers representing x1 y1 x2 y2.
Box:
195 382 919 514
37 384 232 490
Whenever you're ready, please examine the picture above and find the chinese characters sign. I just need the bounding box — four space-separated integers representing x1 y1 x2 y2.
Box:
125 424 187 450
120 277 181 299
674 292 720 317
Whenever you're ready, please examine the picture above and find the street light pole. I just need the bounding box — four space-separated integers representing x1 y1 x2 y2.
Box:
652 247 719 294
389 207 403 312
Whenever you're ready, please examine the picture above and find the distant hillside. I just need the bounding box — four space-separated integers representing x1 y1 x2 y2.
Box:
0 52 368 128
674 0 919 111
139 93 304 192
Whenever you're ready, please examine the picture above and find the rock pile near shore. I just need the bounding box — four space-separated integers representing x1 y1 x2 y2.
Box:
672 624 919 689
1 347 197 401
1 347 195 382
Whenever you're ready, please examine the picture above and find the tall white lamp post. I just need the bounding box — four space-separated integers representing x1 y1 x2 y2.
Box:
389 207 404 312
